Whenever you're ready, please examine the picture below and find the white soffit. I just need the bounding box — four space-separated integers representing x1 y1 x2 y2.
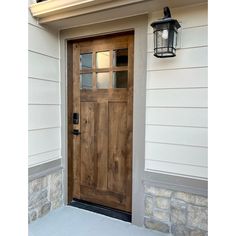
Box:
30 0 207 29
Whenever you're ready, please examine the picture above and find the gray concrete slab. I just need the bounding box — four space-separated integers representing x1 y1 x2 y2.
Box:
29 206 169 236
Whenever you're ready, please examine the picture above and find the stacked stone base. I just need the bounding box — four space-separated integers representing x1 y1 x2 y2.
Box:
28 170 63 223
144 184 208 236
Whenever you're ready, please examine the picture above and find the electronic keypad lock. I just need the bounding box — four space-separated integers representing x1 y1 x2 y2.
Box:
73 113 79 124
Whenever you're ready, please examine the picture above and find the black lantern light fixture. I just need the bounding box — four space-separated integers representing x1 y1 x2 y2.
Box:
150 7 181 58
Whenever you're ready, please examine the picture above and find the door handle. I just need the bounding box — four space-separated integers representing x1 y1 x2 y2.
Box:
72 129 81 135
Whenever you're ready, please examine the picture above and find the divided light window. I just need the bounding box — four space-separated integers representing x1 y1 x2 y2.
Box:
80 49 128 90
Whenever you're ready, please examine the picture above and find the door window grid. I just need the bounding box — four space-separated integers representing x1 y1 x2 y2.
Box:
80 49 128 90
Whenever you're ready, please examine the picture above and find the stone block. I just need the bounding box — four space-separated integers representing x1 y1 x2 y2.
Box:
170 199 187 224
171 207 186 225
155 196 170 210
28 189 48 209
194 196 208 207
171 224 190 236
144 185 172 197
144 218 170 233
187 205 208 231
28 176 48 195
171 198 186 209
28 210 37 223
144 195 153 216
49 171 62 201
153 209 170 222
38 201 51 218
174 192 207 207
51 198 63 210
190 229 206 236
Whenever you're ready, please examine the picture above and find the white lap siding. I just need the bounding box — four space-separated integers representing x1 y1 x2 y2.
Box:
145 3 208 179
28 0 60 167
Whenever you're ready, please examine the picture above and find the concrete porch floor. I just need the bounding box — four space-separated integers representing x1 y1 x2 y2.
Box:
29 206 168 236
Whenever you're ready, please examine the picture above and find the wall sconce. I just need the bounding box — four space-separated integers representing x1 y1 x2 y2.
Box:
150 7 181 58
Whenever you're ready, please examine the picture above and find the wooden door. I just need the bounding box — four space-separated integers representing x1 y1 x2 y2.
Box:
68 32 134 213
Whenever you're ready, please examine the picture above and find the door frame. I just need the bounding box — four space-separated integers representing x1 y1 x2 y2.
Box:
60 14 148 226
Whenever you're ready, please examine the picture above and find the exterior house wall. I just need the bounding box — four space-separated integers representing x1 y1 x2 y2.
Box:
28 0 61 168
28 0 63 223
145 4 208 180
143 4 208 235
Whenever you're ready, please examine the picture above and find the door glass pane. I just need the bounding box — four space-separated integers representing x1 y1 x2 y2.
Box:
96 51 110 68
113 71 128 88
97 72 109 89
80 73 93 89
113 49 128 67
80 53 92 69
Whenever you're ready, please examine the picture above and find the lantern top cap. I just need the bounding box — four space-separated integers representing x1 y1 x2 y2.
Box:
150 7 181 29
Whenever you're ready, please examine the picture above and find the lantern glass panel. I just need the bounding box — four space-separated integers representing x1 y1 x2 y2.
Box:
151 19 180 58
173 30 177 48
156 29 169 52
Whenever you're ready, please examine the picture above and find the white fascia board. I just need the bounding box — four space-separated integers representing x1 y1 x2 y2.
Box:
30 0 145 21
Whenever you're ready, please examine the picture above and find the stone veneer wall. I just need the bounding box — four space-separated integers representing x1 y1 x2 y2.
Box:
144 183 208 236
28 169 63 223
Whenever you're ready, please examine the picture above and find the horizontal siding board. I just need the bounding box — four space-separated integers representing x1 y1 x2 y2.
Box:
146 88 208 107
145 125 208 147
147 26 208 52
28 149 61 167
145 160 208 179
28 105 60 130
145 142 207 167
147 68 208 89
28 128 60 156
147 47 208 71
148 4 208 33
181 26 208 48
28 24 59 58
146 107 207 127
28 51 59 81
28 78 60 104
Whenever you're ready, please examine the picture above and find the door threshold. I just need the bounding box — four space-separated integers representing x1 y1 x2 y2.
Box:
69 198 132 222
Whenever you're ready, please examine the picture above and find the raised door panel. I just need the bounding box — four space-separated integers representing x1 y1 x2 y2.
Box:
96 102 108 191
80 102 96 187
108 102 127 194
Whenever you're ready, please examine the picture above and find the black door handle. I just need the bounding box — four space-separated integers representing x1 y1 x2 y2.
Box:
72 129 81 135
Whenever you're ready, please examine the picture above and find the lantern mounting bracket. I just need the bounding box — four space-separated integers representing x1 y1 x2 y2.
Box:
163 6 171 19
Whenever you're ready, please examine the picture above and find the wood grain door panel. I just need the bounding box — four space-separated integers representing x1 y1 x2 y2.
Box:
80 102 96 187
96 102 108 191
108 102 127 194
68 32 134 213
